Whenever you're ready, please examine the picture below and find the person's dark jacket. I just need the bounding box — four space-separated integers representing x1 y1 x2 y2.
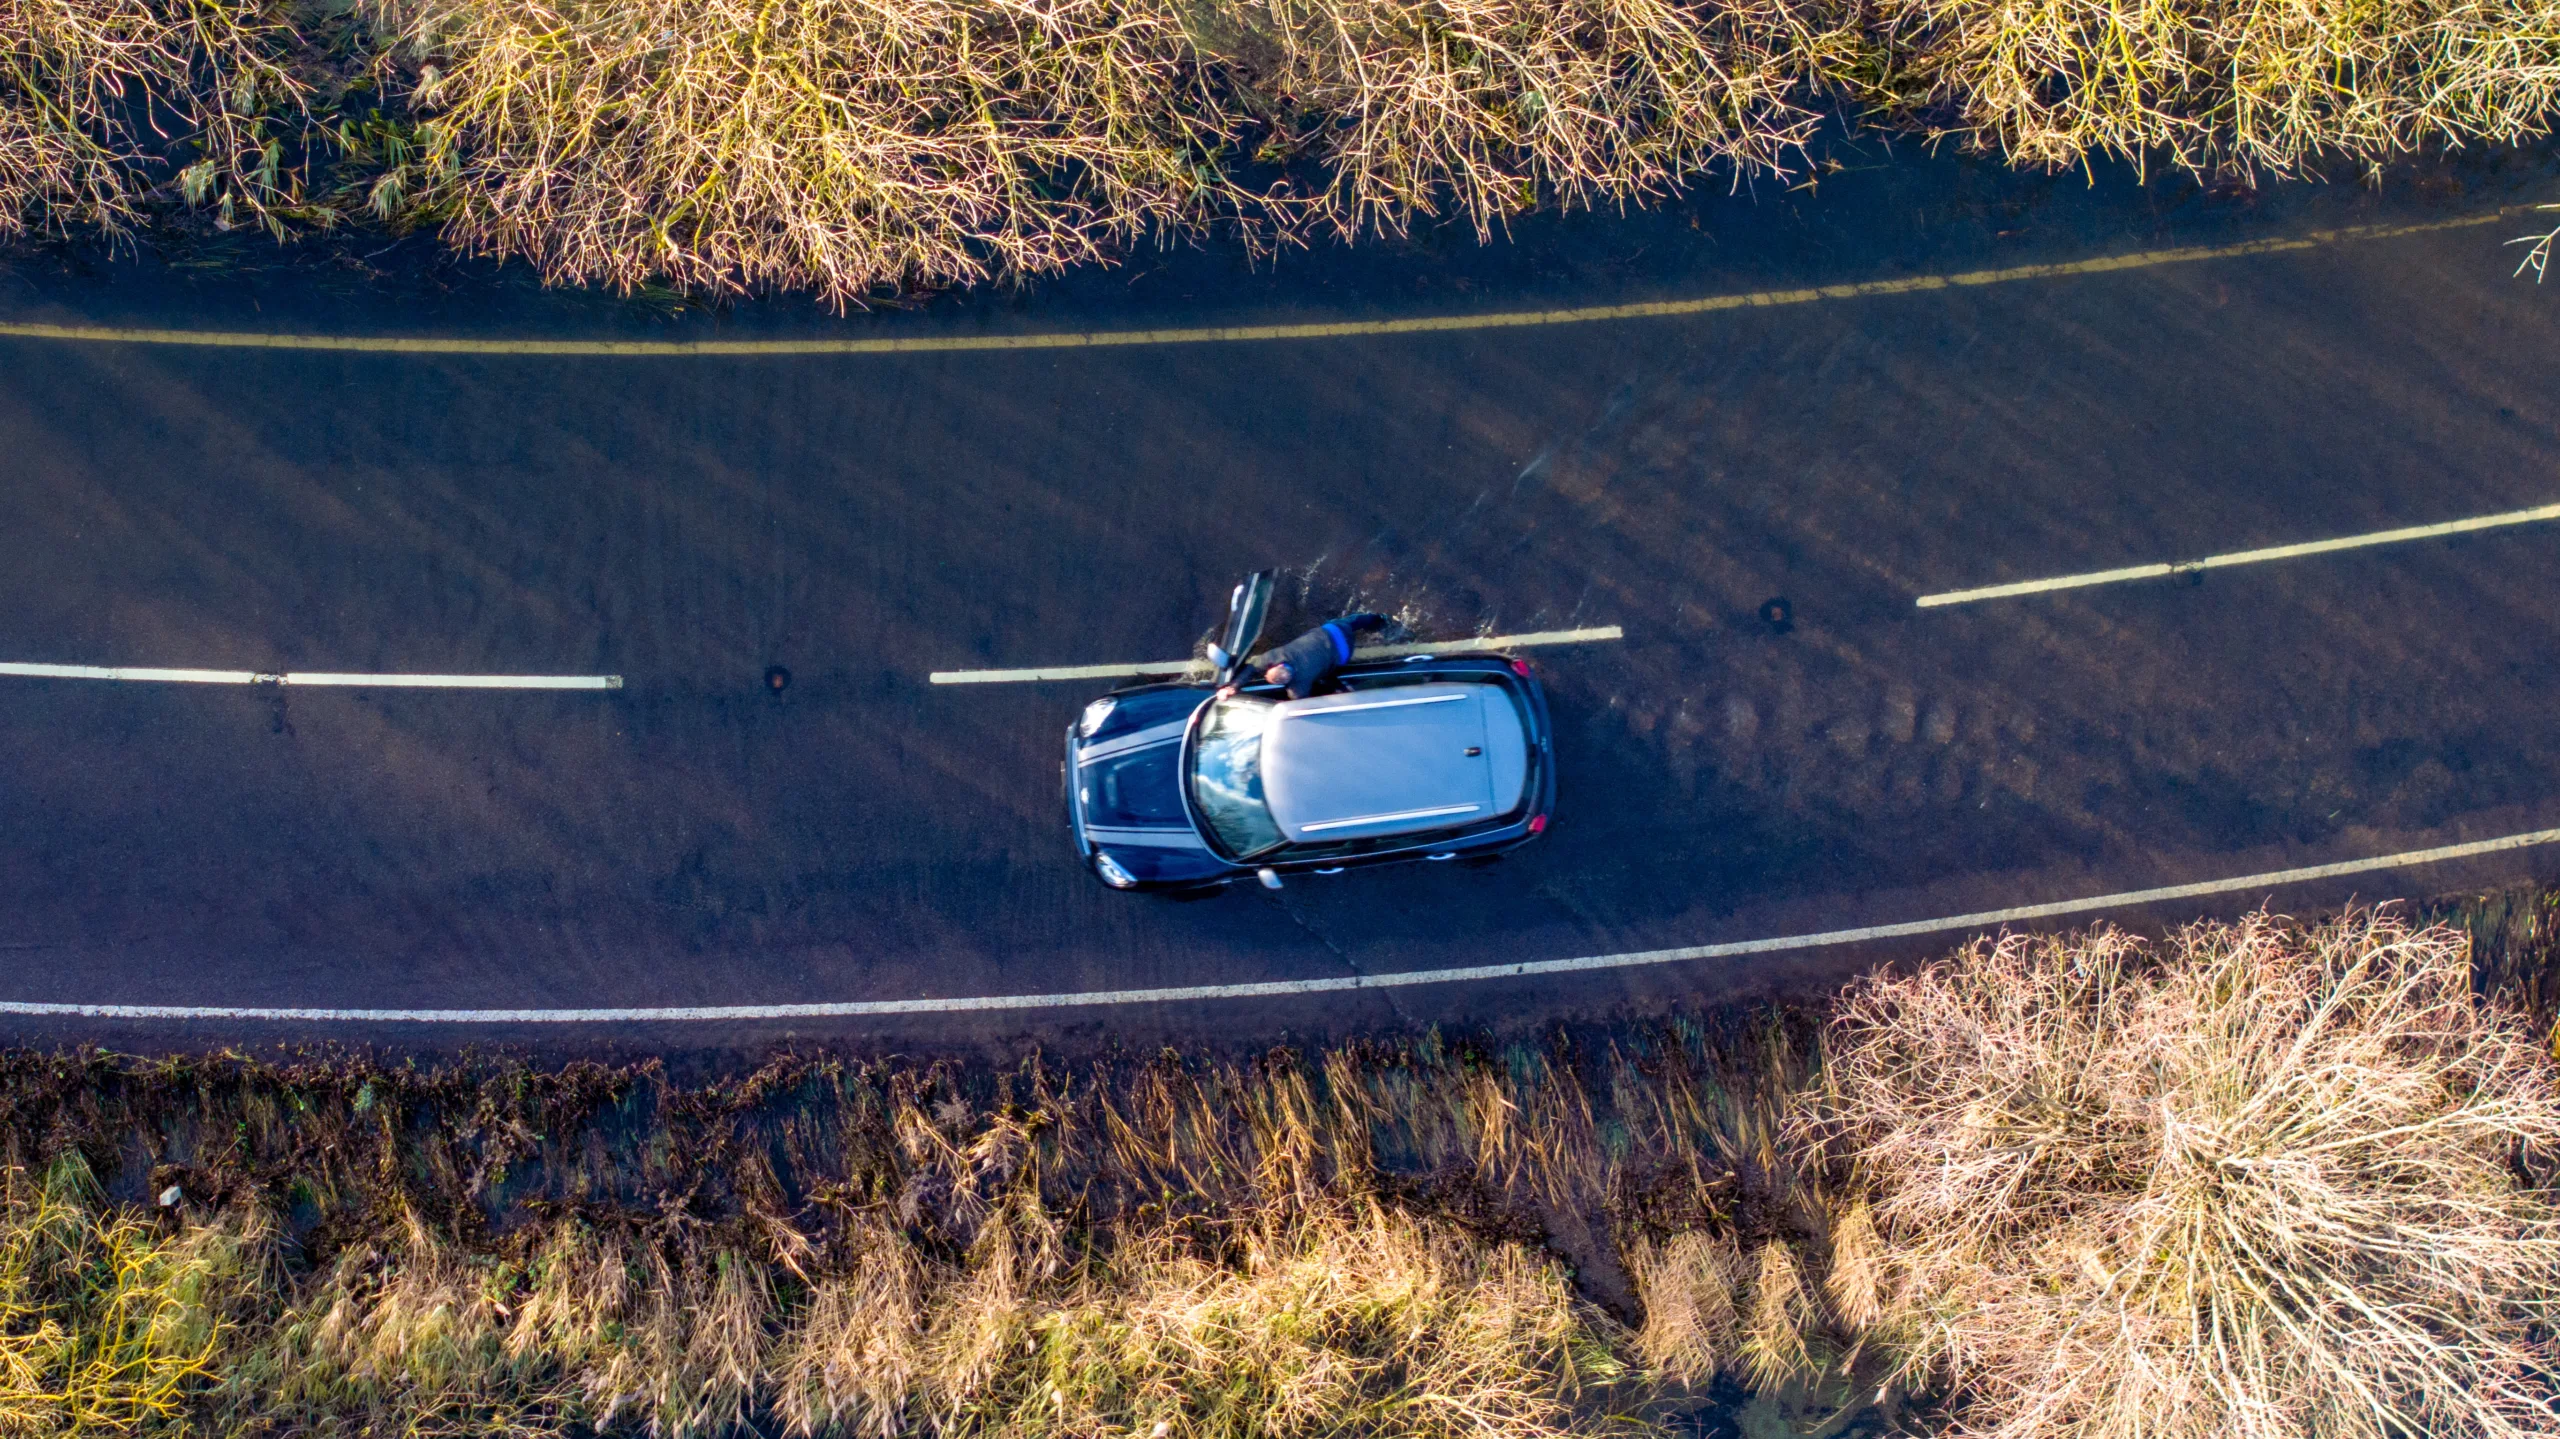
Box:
1254 621 1359 700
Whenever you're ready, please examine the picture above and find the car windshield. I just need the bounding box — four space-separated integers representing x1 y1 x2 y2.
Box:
1188 696 1285 858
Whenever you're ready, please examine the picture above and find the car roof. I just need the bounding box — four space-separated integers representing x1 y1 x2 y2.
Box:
1259 682 1528 843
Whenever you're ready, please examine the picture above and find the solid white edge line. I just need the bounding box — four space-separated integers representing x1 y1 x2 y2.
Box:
1916 501 2560 608
8 825 2554 1023
0 663 621 690
929 625 1626 685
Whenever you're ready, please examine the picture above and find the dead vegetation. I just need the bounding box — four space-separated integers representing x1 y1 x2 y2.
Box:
3 906 2557 1437
365 0 1255 300
0 0 309 239
355 0 1836 301
0 1013 1830 1436
1861 0 2560 177
1795 910 2560 1439
3 0 2557 299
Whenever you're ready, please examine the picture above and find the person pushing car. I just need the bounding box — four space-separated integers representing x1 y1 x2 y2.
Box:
1219 612 1393 700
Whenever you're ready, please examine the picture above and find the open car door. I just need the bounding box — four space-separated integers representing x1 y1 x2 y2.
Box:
1207 571 1276 686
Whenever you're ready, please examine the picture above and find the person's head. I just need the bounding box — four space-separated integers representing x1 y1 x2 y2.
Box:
1263 663 1293 688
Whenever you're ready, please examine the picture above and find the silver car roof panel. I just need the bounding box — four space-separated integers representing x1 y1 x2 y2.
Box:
1260 682 1529 843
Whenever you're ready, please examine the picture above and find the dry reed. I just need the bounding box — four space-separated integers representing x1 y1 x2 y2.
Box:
1862 0 2560 175
7 905 2555 1437
355 0 1835 302
1624 1230 1737 1383
362 0 1255 300
0 1012 1822 1437
10 0 2560 296
0 0 308 239
1216 0 1836 241
1796 910 2560 1439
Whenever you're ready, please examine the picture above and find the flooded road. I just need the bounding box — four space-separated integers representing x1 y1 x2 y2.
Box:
1 145 2556 1051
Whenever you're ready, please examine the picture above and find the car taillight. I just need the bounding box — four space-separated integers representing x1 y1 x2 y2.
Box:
1510 660 1532 677
1527 814 1547 835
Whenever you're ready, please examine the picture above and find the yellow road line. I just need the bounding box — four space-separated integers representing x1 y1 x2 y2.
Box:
0 212 2512 359
929 624 1623 685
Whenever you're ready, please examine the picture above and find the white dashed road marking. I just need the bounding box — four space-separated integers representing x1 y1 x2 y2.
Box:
929 626 1625 685
0 662 622 690
1917 501 2560 608
5 825 2550 1023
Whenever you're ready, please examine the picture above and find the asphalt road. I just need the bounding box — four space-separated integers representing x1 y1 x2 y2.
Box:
2 154 2558 1053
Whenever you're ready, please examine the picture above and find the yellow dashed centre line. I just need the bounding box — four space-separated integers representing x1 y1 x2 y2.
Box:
0 212 2511 358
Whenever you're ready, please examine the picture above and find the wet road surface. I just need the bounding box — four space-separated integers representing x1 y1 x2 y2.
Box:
2 150 2558 1052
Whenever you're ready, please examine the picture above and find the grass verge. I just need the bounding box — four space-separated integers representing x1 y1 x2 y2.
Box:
0 1007 1826 1435
1796 909 2560 1439
3 0 2555 300
2 901 2556 1435
0 0 311 240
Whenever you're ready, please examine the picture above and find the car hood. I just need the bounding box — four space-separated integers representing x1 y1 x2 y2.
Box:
1261 683 1528 843
1075 719 1195 833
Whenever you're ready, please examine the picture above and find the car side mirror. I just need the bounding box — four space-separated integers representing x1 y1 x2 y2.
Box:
1257 867 1283 890
1207 644 1232 674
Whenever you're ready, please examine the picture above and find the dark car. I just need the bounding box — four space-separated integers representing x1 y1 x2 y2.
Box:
1066 573 1557 893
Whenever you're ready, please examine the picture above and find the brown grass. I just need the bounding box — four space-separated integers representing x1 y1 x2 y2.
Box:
1861 0 2560 177
8 0 2560 296
363 0 1255 299
0 0 308 239
355 0 1834 302
206 1154 1639 1439
1218 0 1836 240
0 1012 1825 1437
1624 1230 1737 1383
9 905 2560 1436
1796 910 2560 1439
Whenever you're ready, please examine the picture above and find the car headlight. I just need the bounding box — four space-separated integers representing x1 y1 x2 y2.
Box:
1093 852 1137 889
1078 697 1118 738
